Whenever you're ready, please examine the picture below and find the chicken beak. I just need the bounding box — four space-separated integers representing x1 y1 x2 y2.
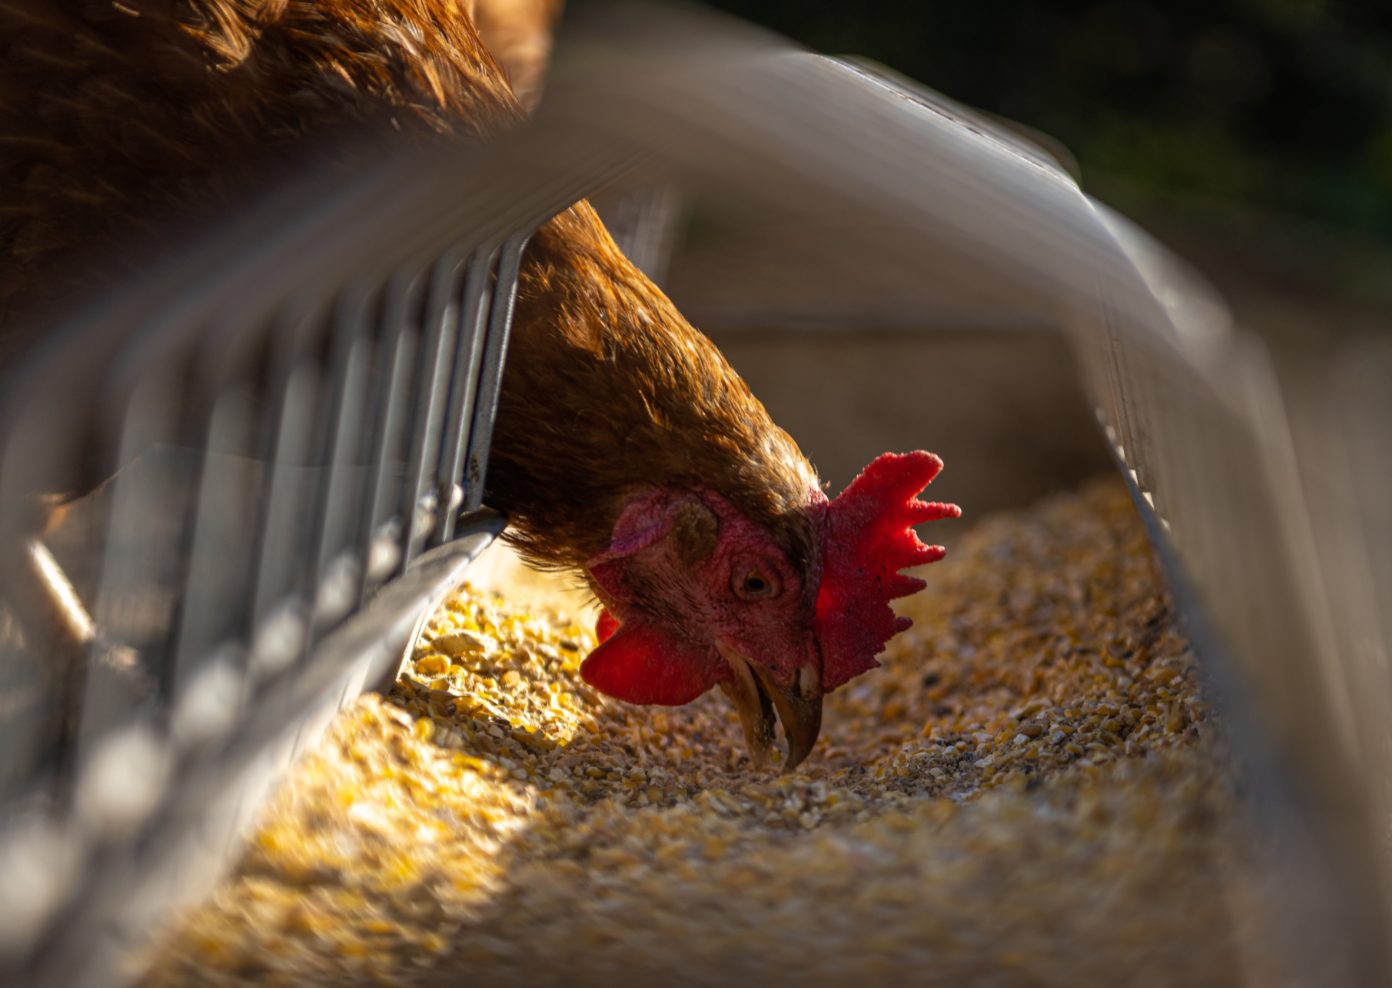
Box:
759 660 823 772
716 643 823 772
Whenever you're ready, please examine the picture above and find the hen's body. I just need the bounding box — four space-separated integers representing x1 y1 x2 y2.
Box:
0 0 815 566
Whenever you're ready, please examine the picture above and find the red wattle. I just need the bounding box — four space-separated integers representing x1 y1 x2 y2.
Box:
580 622 723 706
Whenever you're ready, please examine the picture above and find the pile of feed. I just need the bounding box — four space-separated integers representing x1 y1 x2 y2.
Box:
142 479 1264 987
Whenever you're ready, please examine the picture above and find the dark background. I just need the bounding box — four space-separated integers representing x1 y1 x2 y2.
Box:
704 0 1392 319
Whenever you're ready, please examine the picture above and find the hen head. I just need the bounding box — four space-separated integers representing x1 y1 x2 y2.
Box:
581 451 960 770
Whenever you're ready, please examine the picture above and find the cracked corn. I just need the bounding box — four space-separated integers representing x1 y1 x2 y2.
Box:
142 479 1257 987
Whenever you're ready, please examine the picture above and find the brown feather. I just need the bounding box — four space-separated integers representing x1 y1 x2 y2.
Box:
492 203 819 571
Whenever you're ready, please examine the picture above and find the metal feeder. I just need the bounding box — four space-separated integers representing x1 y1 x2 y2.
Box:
0 5 1387 986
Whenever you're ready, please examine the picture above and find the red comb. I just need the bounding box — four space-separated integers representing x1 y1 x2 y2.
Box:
814 451 960 690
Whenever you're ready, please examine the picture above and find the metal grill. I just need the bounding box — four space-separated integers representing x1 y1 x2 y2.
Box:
1087 302 1392 985
0 140 554 983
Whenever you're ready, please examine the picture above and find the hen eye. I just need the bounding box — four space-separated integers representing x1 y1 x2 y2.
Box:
734 567 780 600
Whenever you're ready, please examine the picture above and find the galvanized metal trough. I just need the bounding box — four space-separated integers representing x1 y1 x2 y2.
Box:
0 5 1387 986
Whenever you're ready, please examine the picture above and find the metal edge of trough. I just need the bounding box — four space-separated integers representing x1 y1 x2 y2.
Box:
1108 441 1383 988
26 509 506 988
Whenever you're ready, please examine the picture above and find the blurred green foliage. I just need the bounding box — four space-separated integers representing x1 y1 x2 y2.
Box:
705 0 1392 245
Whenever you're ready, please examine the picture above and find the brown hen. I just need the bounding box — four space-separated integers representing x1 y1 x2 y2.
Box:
0 0 957 768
